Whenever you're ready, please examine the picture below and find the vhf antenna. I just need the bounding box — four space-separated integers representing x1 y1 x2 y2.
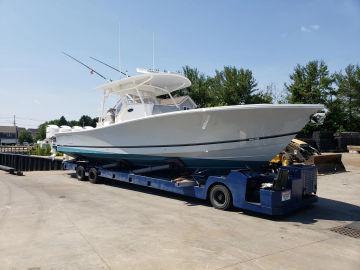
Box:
90 56 129 77
62 52 111 81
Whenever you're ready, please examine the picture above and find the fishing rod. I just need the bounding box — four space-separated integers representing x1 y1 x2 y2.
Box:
90 56 129 77
62 52 111 81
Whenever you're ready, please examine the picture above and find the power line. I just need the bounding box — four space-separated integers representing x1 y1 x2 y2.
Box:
16 117 45 122
0 116 45 122
0 119 42 127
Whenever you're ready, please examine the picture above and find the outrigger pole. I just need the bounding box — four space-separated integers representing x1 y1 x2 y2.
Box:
62 52 110 81
90 56 129 77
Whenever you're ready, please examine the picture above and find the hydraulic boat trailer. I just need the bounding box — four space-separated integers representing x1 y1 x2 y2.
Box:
62 159 318 216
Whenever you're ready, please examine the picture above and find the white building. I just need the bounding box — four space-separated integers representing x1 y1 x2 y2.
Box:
158 95 197 110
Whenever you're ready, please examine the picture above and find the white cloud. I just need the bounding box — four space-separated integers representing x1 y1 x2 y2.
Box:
310 24 320 30
33 99 40 105
301 24 320 33
301 26 311 32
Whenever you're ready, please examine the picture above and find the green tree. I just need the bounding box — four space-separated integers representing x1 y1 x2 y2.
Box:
285 60 334 105
182 66 273 107
285 60 338 136
78 115 96 127
335 64 360 131
320 99 347 132
250 91 273 104
36 124 47 141
18 130 33 144
181 66 215 107
214 66 258 105
36 122 53 141
68 120 79 127
92 117 99 127
58 116 68 126
30 144 51 156
35 115 98 140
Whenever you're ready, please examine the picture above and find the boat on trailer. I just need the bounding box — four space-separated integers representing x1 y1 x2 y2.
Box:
52 69 324 169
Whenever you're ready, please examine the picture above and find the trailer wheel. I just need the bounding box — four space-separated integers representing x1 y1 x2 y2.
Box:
88 167 100 184
209 184 232 210
76 166 86 181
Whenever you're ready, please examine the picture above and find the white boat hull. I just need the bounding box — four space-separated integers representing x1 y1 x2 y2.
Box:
55 104 323 168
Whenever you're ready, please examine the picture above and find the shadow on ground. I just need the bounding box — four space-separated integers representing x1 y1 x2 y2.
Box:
282 197 360 224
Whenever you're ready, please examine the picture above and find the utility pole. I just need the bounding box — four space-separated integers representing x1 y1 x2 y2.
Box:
119 21 121 79
13 115 18 145
152 32 155 71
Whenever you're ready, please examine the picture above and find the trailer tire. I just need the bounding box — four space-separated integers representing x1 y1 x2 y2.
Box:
76 166 86 181
209 184 232 210
88 167 100 184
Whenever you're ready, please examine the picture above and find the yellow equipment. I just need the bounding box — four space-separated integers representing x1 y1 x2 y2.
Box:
271 139 346 174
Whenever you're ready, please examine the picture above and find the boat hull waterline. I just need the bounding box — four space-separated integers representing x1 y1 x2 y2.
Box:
55 104 323 169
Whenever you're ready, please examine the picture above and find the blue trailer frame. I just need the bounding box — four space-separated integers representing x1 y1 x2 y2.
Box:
63 161 318 216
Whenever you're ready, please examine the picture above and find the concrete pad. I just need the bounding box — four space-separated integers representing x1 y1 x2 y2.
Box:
0 154 359 269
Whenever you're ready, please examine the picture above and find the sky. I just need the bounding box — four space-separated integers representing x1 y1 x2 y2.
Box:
0 0 359 128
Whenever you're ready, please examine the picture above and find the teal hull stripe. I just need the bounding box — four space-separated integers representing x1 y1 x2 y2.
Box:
57 146 267 169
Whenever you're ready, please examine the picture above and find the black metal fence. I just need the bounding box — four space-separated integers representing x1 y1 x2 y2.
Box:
334 132 360 151
299 131 360 152
0 153 63 172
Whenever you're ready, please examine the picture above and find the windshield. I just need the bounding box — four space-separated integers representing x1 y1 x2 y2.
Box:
114 92 157 114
